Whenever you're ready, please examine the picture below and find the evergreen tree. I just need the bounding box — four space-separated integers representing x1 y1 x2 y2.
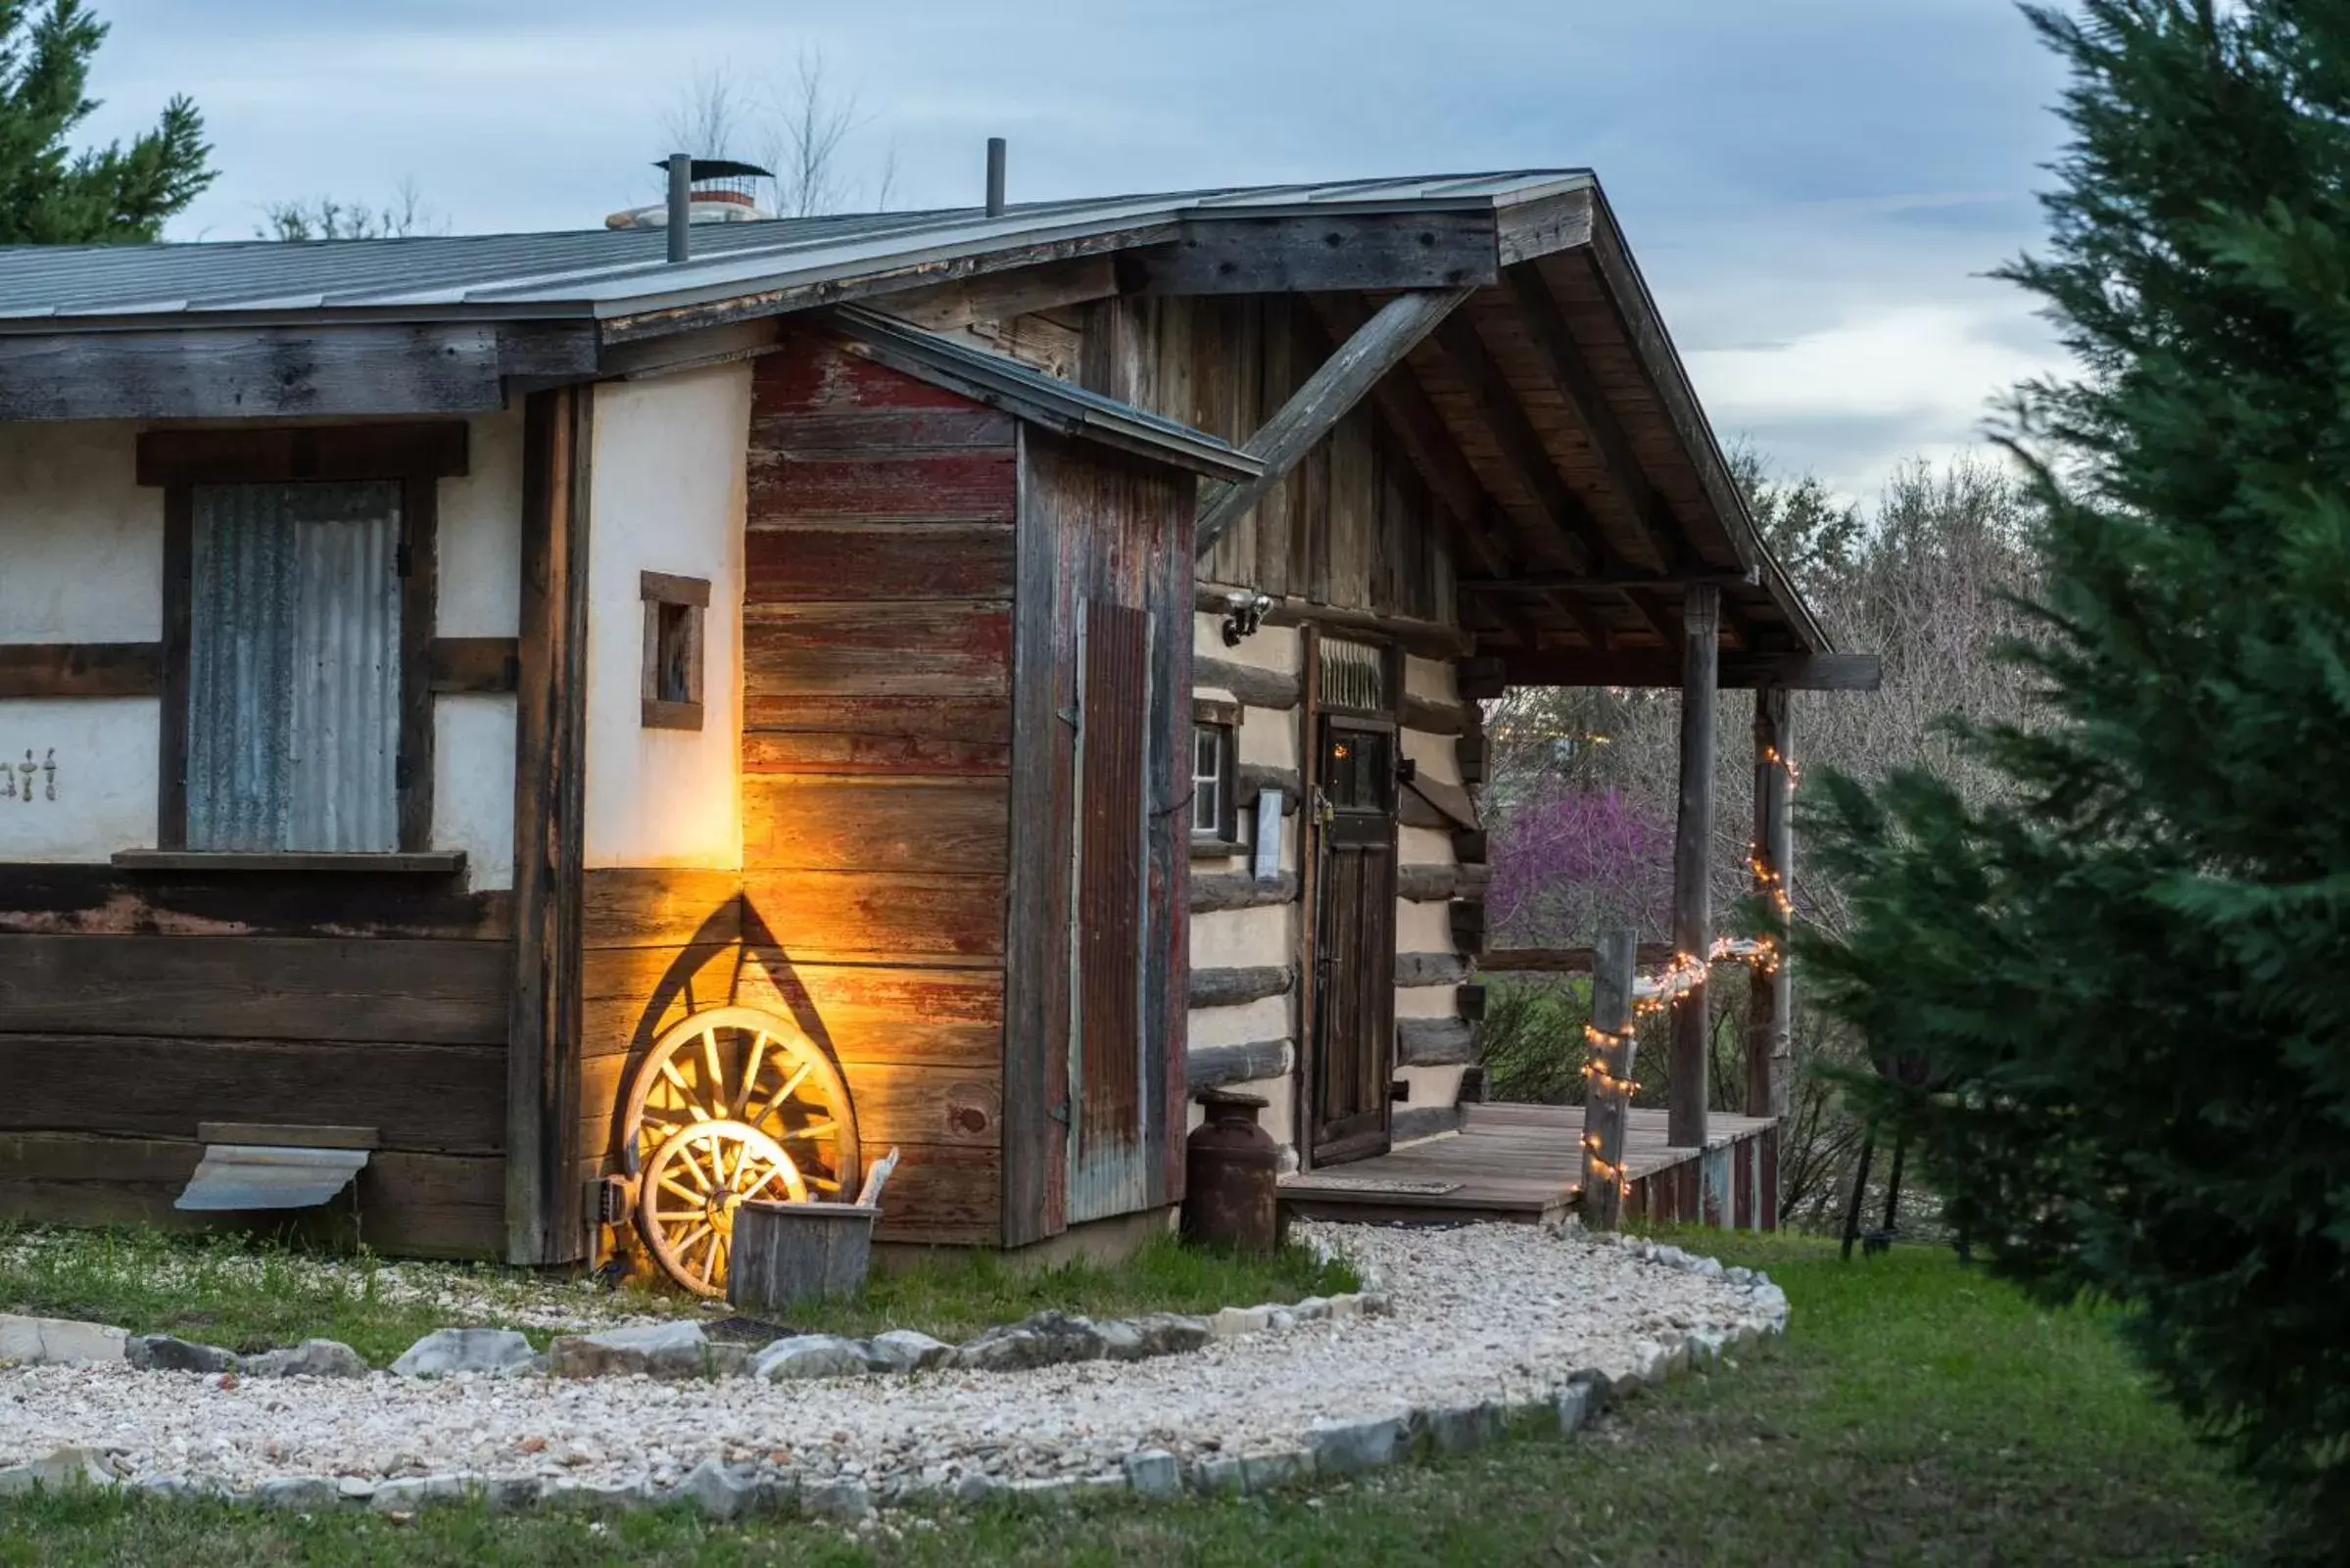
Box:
0 0 212 243
1802 0 2350 1537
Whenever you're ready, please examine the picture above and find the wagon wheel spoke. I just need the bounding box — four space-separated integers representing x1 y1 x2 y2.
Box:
700 1028 726 1106
777 1119 838 1143
745 1061 815 1131
656 1174 701 1206
731 1032 769 1121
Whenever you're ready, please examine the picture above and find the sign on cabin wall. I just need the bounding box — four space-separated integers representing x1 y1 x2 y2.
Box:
1254 788 1283 881
0 749 57 803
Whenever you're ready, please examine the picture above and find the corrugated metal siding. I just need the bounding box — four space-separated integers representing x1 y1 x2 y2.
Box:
187 482 401 852
1319 637 1387 712
1070 598 1151 1224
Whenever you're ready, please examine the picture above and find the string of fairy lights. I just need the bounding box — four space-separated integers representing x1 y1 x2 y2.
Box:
1576 742 1801 1199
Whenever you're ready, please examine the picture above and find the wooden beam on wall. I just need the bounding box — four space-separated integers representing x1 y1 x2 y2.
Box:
1124 213 1500 296
1196 288 1471 554
1668 585 1719 1151
1481 649 1882 692
505 384 594 1266
0 642 162 699
0 327 583 422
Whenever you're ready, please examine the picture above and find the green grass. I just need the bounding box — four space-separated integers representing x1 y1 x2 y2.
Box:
0 1231 2281 1565
763 1235 1355 1343
0 1222 1351 1367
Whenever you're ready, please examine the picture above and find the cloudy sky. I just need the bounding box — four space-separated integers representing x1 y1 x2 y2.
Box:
77 0 2075 502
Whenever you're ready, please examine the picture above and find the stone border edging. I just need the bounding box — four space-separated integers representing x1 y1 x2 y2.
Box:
0 1237 1789 1521
2 1287 1395 1388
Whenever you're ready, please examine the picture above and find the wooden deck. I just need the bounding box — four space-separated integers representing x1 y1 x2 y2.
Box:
1278 1104 1779 1230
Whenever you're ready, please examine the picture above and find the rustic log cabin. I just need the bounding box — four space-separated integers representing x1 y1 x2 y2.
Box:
0 166 1870 1285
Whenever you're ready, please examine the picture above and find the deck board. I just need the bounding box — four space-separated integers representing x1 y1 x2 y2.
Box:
1278 1105 1775 1225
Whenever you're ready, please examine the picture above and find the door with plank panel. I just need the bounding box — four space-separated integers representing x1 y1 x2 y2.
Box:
1067 596 1155 1221
1309 715 1398 1164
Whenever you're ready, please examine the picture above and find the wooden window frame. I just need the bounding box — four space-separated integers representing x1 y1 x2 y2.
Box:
640 570 709 732
1189 707 1239 848
136 422 467 858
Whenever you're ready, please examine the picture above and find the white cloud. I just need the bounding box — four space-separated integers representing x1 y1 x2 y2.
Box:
1688 301 2053 427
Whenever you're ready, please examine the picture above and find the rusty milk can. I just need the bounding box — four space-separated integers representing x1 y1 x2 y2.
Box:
1181 1090 1280 1256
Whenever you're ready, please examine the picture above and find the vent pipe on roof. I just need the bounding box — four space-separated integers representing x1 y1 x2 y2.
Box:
666 152 693 262
984 137 1007 217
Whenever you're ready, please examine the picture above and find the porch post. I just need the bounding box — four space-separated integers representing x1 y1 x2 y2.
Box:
1668 585 1718 1150
1746 685 1794 1119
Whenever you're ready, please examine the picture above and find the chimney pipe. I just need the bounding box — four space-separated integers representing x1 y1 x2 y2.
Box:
984 137 1007 217
666 152 693 262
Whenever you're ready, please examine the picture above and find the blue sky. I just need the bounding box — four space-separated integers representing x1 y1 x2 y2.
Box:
78 0 2075 501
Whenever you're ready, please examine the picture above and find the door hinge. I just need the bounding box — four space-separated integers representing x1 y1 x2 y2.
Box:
394 542 413 579
1057 706 1079 730
394 751 416 789
1047 1098 1072 1127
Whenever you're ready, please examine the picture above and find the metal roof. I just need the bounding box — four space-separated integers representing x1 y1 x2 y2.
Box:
0 171 1594 328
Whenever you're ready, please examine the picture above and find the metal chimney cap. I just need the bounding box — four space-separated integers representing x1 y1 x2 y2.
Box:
649 158 775 181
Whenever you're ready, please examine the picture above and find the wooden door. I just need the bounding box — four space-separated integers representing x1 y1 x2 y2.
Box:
1068 596 1155 1222
1309 717 1398 1163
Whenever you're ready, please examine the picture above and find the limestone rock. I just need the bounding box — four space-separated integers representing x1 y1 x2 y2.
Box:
1557 1380 1596 1435
950 1311 1106 1372
255 1476 340 1511
246 1339 368 1379
1421 1401 1504 1455
675 1458 757 1519
545 1477 649 1513
801 1476 872 1520
1240 1449 1313 1493
0 1447 123 1497
1127 1312 1213 1359
865 1329 952 1374
753 1334 871 1381
125 1334 241 1374
1207 1305 1270 1341
391 1327 536 1378
1307 1414 1409 1475
550 1320 709 1379
0 1314 127 1367
1122 1449 1181 1499
371 1474 477 1510
1192 1455 1245 1495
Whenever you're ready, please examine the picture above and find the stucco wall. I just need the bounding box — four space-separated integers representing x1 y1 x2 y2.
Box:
0 414 524 880
582 367 750 870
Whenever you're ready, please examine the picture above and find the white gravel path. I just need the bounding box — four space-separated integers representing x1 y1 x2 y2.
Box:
0 1222 1782 1503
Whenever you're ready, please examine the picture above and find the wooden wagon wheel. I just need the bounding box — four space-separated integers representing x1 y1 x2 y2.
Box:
638 1121 801 1297
621 1005 860 1296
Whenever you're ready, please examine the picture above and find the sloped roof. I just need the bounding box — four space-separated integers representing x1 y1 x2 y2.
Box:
821 306 1262 483
0 172 1594 327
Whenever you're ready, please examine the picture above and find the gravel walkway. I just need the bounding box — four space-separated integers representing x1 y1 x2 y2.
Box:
0 1223 1782 1504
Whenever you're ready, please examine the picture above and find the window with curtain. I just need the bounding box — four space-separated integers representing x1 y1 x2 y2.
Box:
184 481 403 852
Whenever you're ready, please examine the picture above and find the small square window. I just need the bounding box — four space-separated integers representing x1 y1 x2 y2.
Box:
641 570 709 731
1192 721 1237 843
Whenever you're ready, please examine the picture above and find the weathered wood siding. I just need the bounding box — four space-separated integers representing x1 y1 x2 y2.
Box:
973 293 1481 1166
1002 296 1457 623
733 337 1015 1246
0 867 511 1255
1003 431 1191 1237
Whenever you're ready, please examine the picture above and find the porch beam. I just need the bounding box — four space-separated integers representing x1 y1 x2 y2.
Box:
1746 686 1795 1121
1124 212 1499 296
1197 287 1472 554
1474 649 1882 692
1668 584 1719 1151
